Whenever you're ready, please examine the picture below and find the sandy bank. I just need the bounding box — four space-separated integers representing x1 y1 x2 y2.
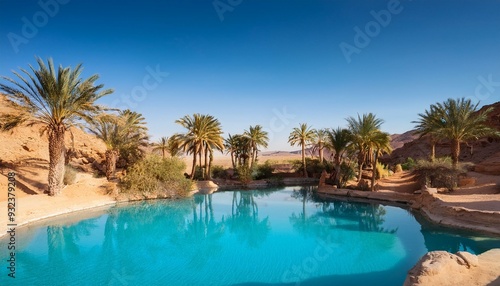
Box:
0 173 117 238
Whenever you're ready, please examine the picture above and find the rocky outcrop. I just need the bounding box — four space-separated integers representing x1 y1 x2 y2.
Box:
385 101 500 167
404 249 500 286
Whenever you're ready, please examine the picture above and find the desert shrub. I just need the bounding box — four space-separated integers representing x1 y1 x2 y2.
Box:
376 162 391 179
64 165 77 185
394 164 403 173
119 155 192 197
413 157 472 191
291 158 333 177
338 162 356 188
401 157 416 171
192 166 204 181
211 165 228 179
254 161 275 180
235 165 253 184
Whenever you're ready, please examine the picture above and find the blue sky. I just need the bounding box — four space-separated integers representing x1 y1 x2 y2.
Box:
1 0 500 151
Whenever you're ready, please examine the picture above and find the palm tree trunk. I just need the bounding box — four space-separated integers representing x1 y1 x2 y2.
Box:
230 151 236 169
451 139 460 168
334 153 341 184
48 125 66 196
302 141 307 178
204 145 209 179
105 149 117 180
207 151 213 180
190 152 197 179
370 150 379 192
319 144 323 163
357 152 364 183
430 142 436 162
162 149 165 159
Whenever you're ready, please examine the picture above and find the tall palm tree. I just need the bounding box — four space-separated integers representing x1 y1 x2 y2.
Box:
346 113 384 183
0 57 113 195
88 110 148 180
311 129 328 163
244 125 269 168
412 104 444 162
434 98 498 167
152 137 169 158
224 134 239 169
326 127 352 182
288 123 315 177
176 114 224 180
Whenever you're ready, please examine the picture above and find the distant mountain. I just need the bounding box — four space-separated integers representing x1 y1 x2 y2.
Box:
390 130 419 150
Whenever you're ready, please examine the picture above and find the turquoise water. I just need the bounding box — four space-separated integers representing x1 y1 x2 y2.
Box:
2 186 500 286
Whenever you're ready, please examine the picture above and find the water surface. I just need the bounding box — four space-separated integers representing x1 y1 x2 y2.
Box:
2 186 500 285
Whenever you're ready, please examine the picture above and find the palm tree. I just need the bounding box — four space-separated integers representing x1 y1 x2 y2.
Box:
288 123 315 177
224 134 239 169
346 113 384 183
0 57 113 195
434 98 499 167
166 135 182 157
244 125 269 168
412 104 444 162
176 114 224 180
152 137 169 158
88 110 148 180
311 129 328 163
326 127 352 183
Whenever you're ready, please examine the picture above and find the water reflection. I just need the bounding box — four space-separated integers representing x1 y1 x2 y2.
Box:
3 188 500 286
228 191 270 248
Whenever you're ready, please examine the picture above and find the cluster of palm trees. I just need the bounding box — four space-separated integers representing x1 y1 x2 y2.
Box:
0 58 152 194
224 125 269 170
288 113 392 191
173 114 224 180
0 58 114 196
87 110 149 180
413 98 499 167
152 136 182 159
1 58 498 196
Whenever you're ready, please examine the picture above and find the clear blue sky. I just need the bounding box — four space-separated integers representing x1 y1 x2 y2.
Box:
1 0 500 151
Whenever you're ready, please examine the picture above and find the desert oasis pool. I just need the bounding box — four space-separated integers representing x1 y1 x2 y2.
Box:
2 186 500 285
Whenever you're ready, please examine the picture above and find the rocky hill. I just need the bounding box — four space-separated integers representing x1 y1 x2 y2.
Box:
385 102 500 174
0 94 108 178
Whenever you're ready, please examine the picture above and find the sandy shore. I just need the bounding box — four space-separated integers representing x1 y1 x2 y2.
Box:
0 172 117 238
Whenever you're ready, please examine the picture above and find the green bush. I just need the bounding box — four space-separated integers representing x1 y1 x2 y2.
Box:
401 157 416 171
192 166 204 181
338 162 356 188
235 165 253 184
64 165 78 185
119 155 192 197
254 161 275 180
291 158 333 177
413 157 471 191
211 165 228 179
